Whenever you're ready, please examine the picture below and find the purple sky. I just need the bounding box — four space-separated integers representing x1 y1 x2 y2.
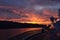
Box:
0 0 59 24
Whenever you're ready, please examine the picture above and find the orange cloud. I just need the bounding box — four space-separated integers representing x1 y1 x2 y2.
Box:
0 5 58 24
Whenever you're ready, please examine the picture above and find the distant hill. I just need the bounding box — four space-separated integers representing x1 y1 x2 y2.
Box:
0 21 47 29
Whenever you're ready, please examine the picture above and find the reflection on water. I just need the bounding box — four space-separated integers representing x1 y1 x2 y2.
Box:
8 28 42 38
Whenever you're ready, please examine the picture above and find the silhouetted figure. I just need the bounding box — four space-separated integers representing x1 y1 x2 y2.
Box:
53 9 60 33
58 9 60 18
50 16 55 23
53 21 60 33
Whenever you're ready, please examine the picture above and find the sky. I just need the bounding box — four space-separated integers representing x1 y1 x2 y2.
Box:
0 0 60 24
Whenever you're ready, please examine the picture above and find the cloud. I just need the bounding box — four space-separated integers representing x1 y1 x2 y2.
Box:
0 5 58 24
0 6 29 19
0 0 60 7
0 0 59 24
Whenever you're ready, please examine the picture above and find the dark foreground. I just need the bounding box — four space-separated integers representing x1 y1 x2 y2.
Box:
0 21 60 40
9 29 60 40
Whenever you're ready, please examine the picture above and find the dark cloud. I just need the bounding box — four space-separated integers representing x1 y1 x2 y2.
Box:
0 0 28 7
0 0 60 10
0 0 60 7
0 8 28 19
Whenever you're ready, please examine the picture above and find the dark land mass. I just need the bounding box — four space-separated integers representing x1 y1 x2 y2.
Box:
0 20 60 40
8 20 60 40
0 21 47 29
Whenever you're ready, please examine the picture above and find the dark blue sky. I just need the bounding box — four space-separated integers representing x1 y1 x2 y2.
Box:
0 0 60 7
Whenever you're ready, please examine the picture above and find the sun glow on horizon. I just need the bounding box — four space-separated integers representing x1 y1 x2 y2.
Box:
0 6 58 25
20 21 51 25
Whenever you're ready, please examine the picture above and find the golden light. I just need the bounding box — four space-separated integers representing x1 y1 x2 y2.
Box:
0 5 58 25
